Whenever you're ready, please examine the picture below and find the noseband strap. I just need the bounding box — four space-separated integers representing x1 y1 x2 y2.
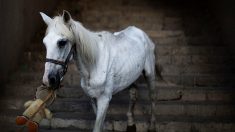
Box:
45 44 76 78
45 59 66 67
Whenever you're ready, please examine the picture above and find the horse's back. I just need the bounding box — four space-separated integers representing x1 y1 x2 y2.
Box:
112 26 148 60
114 26 146 43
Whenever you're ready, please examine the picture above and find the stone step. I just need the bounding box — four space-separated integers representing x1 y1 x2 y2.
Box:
84 2 162 12
0 122 22 132
2 119 235 132
18 58 235 76
26 30 218 50
22 32 229 54
49 99 235 117
2 85 235 114
4 73 235 99
157 54 234 65
24 33 224 51
161 65 235 74
85 22 163 31
21 56 234 74
41 129 91 132
19 51 234 74
63 73 235 87
23 39 231 57
41 119 235 132
83 17 176 31
83 9 164 19
162 74 235 87
18 62 234 81
56 85 235 102
7 68 235 88
47 112 235 131
147 30 185 38
23 48 233 63
1 109 235 132
151 35 221 46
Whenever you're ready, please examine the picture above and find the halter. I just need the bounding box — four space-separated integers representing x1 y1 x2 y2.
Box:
45 44 76 80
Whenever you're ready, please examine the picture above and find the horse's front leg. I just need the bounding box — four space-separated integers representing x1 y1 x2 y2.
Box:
93 95 111 132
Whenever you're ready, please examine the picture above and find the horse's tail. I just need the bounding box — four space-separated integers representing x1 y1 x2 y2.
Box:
143 31 164 81
155 63 163 81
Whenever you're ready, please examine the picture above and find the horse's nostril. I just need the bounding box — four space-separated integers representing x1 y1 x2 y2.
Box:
48 73 60 89
49 76 56 84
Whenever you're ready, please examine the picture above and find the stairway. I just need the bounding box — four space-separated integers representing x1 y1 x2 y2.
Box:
1 0 235 132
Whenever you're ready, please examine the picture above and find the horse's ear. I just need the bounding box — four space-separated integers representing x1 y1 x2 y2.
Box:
40 12 52 25
62 10 72 23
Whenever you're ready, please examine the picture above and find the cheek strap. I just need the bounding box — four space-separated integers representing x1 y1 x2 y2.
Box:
45 44 76 78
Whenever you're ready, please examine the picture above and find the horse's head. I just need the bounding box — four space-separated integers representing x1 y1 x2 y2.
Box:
40 11 75 89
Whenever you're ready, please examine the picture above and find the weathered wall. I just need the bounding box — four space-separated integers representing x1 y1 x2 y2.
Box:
0 0 57 85
209 0 235 55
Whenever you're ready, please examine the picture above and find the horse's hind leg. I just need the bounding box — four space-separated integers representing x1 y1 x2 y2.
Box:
126 84 137 132
144 56 156 132
90 98 97 115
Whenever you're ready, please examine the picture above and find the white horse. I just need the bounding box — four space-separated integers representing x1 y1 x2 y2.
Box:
40 10 160 132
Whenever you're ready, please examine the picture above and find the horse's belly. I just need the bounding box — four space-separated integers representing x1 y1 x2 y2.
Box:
112 74 142 94
112 59 145 94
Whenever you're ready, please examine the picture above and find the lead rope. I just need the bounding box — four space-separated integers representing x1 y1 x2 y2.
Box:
18 90 55 132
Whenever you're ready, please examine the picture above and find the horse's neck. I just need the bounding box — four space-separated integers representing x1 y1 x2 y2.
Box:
72 21 100 76
75 55 90 78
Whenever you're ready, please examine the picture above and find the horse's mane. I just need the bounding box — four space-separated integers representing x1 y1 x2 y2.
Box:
48 16 101 64
73 21 99 64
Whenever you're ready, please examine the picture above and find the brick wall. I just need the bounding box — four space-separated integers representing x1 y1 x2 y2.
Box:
77 0 235 87
0 0 57 85
209 0 235 56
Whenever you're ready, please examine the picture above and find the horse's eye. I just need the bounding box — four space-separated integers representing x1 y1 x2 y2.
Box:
57 39 67 48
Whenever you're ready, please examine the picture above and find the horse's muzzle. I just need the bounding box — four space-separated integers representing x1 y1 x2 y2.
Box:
48 72 60 90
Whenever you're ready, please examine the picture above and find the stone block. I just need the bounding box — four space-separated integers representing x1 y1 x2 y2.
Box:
51 118 93 129
156 36 187 45
172 46 191 55
171 55 192 65
161 65 184 75
157 55 171 65
113 120 127 131
163 17 182 29
181 90 206 101
207 91 235 101
156 45 172 56
156 122 191 132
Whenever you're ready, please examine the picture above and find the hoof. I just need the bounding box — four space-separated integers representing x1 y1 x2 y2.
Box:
126 124 136 132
